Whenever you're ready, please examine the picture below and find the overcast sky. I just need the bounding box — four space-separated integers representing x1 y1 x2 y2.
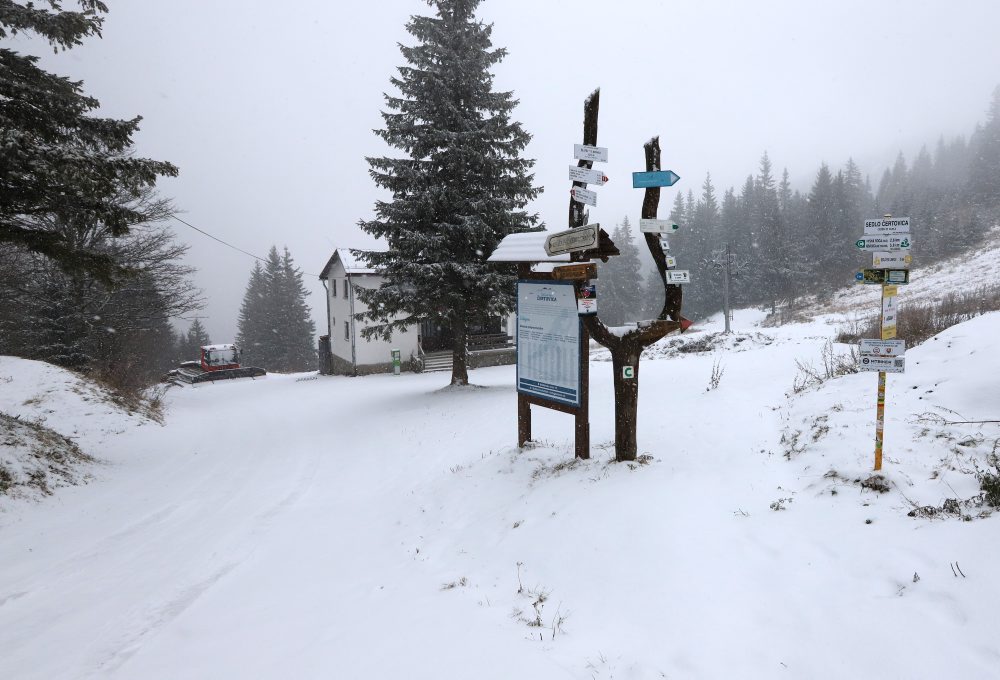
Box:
22 0 1000 342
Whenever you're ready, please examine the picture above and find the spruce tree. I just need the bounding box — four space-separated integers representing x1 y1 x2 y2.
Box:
276 247 317 371
235 248 315 372
236 261 270 367
356 0 541 386
0 1 178 283
184 319 211 357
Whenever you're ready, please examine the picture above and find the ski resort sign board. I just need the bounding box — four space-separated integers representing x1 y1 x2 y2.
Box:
544 224 600 256
568 165 608 185
573 144 608 163
864 217 911 234
516 281 581 408
666 270 690 284
855 234 912 251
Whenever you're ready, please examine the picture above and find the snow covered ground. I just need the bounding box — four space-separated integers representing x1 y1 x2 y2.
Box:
2 266 999 678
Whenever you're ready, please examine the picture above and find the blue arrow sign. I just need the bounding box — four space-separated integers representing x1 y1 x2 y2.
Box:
632 170 681 188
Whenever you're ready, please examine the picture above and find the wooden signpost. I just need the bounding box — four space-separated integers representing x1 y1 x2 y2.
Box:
490 89 690 463
858 215 912 471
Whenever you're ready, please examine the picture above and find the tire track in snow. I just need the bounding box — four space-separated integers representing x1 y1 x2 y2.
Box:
84 440 323 677
87 561 240 677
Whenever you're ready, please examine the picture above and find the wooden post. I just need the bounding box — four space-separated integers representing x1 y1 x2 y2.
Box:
874 281 893 470
576 323 590 459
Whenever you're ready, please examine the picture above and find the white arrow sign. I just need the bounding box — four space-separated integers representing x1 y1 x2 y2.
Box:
544 224 600 256
568 166 608 185
855 234 912 251
573 144 608 163
639 219 679 234
570 186 598 207
666 270 690 284
864 217 911 235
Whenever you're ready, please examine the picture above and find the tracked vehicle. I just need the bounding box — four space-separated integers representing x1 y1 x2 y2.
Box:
171 344 266 384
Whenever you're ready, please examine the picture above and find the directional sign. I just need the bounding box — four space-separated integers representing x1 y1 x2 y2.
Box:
568 165 608 185
544 224 599 256
864 217 911 235
666 270 690 284
632 170 681 188
570 186 598 207
639 219 679 234
574 144 608 163
665 255 677 268
872 252 912 269
855 234 912 251
860 339 905 356
859 355 905 373
855 269 910 285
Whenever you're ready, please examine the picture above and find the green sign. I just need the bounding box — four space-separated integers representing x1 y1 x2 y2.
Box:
391 348 401 375
622 366 635 379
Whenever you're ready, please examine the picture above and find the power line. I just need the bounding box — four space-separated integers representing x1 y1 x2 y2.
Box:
169 214 322 277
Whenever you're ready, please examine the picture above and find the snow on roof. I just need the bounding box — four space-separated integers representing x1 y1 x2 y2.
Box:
319 248 385 279
202 344 236 351
487 231 571 263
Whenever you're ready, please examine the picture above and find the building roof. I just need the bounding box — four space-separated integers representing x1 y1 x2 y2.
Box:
318 248 385 279
487 231 571 263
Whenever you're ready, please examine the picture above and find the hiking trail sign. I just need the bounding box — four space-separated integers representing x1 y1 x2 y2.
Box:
855 234 912 251
632 170 680 188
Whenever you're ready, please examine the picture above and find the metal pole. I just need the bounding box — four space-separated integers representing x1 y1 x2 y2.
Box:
873 213 896 471
723 241 732 334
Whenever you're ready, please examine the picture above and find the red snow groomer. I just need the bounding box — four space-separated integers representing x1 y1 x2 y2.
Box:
172 343 266 384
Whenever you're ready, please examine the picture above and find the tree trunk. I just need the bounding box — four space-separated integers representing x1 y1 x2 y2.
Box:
450 317 469 386
610 347 641 459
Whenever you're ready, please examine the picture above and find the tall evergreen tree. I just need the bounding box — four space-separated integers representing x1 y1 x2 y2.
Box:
0 1 178 283
235 248 315 372
356 0 541 385
236 261 269 366
275 248 317 371
177 318 211 361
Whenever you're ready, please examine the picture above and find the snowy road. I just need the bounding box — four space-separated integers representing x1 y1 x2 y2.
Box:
3 311 1000 678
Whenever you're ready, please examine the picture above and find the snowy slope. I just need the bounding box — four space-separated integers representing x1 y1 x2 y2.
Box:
0 357 160 498
1 254 999 678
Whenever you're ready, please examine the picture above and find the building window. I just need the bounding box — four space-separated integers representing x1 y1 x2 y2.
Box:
343 279 349 299
344 320 350 341
331 279 337 297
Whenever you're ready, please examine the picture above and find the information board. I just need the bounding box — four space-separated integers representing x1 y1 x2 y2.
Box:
516 281 581 407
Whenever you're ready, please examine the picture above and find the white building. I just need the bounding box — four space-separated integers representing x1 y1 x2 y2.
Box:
318 249 420 375
318 248 515 375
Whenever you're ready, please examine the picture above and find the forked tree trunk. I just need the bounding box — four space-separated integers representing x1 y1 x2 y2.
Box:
570 90 683 462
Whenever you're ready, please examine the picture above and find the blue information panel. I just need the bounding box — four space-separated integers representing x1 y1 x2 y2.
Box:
516 281 581 408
